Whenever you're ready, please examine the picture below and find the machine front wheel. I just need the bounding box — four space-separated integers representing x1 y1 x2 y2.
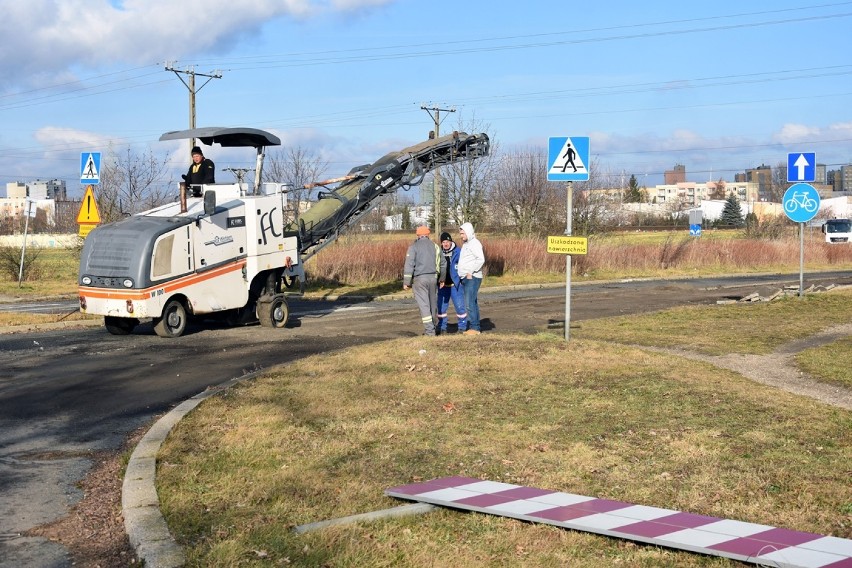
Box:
258 295 289 329
153 299 188 338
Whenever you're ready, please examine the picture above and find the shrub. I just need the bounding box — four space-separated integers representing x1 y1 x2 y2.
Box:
0 243 43 282
743 216 788 240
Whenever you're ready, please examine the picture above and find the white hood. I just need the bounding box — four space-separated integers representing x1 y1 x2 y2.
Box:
460 222 476 240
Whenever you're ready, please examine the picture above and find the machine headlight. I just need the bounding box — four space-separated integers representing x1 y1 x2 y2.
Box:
123 279 134 288
81 276 92 286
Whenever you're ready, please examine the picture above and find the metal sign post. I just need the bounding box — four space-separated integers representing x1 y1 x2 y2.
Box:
17 200 32 287
547 136 590 341
565 182 572 341
782 182 820 297
799 223 805 297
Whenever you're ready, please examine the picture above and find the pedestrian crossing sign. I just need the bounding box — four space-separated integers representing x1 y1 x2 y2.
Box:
80 152 101 185
547 137 590 181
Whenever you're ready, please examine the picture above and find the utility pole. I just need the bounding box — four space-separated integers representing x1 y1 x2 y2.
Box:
421 104 455 236
165 63 222 155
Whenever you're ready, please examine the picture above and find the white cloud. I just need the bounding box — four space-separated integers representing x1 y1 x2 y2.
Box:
773 123 821 144
0 0 396 92
33 126 118 154
827 122 852 136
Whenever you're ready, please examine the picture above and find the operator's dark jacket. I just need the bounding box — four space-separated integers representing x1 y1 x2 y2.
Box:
184 158 216 185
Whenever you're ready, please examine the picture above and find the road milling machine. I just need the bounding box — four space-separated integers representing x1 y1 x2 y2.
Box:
77 127 490 337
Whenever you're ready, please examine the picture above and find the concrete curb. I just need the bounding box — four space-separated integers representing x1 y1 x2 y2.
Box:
121 375 252 568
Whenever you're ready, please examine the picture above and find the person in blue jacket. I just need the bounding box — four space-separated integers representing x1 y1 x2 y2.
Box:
436 232 467 334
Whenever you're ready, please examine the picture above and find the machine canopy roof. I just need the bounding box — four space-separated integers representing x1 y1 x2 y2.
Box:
159 127 281 148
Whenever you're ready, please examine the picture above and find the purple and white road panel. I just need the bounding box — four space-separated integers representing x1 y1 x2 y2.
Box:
385 476 852 568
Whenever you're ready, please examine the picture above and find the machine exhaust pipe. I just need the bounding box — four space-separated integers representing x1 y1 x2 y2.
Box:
179 182 187 213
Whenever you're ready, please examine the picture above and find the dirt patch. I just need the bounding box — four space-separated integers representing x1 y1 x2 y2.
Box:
643 323 852 411
26 428 146 568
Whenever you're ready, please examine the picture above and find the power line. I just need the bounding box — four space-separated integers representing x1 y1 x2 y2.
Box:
3 2 848 112
164 63 223 154
202 8 852 71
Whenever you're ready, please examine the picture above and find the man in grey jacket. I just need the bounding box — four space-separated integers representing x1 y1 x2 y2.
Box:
403 225 446 336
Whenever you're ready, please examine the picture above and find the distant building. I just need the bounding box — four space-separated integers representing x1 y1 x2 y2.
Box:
841 165 852 192
0 180 68 230
6 182 26 199
664 164 686 184
29 179 67 200
743 165 773 201
651 181 758 208
815 164 827 185
384 204 432 231
4 179 67 200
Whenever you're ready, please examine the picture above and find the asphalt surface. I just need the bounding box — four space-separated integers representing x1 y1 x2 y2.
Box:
1 271 851 567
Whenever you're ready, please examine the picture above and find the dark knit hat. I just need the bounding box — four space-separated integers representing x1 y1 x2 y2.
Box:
191 146 203 155
440 232 453 242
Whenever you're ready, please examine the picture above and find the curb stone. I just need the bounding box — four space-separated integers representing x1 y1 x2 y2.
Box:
121 374 259 568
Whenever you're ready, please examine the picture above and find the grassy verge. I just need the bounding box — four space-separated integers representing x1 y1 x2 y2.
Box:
157 296 852 567
0 311 98 328
575 290 852 355
796 337 852 390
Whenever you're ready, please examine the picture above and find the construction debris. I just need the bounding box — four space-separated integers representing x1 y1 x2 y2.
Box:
716 283 841 304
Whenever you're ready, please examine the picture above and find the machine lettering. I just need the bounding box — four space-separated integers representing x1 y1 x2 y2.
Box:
258 207 281 246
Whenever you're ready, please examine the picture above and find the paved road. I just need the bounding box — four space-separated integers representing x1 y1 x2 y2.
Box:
1 271 850 567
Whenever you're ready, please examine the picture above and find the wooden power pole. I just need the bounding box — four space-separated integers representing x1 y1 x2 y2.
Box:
421 105 455 236
165 63 222 154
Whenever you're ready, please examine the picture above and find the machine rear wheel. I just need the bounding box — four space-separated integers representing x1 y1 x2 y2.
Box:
104 316 138 335
258 295 288 328
153 299 188 338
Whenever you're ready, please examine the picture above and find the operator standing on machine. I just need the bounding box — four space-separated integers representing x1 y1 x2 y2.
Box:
182 146 215 194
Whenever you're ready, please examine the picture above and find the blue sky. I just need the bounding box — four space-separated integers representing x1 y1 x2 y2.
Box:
1 0 851 198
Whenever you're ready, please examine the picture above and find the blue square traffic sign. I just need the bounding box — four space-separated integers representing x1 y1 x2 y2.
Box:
81 152 101 185
787 152 815 183
548 137 590 182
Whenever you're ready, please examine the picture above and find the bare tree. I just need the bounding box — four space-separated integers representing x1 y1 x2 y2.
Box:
263 146 328 221
97 146 173 223
440 114 497 228
489 149 562 236
572 157 616 235
53 200 80 234
769 161 790 202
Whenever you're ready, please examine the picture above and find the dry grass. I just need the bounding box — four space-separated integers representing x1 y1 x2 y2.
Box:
309 233 852 286
575 289 852 355
2 232 851 298
158 319 851 566
796 337 852 389
0 247 81 298
0 310 97 327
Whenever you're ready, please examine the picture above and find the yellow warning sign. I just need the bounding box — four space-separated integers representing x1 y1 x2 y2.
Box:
78 224 96 238
76 185 101 224
547 235 588 255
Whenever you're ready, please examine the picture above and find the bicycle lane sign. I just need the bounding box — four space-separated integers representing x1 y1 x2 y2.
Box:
783 183 820 223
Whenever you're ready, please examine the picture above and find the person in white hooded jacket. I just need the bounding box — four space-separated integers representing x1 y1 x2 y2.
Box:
456 222 485 335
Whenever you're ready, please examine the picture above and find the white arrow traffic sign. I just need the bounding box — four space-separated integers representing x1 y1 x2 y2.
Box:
787 152 815 182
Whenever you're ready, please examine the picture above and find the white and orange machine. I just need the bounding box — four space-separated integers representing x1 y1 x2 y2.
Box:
78 126 489 337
